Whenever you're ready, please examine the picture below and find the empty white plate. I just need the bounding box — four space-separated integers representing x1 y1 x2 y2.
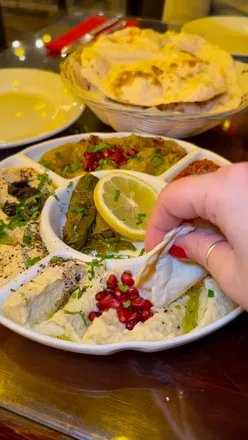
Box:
0 68 84 149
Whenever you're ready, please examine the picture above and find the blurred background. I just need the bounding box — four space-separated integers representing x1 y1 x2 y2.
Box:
0 0 165 48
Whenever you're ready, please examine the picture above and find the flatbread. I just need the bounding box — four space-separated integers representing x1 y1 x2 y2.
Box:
98 58 227 107
80 28 243 113
136 224 206 307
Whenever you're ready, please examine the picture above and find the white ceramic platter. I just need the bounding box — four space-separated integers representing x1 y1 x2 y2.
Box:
0 132 242 354
0 69 84 149
182 16 248 57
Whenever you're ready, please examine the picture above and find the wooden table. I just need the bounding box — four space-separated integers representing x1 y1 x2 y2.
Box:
0 12 248 440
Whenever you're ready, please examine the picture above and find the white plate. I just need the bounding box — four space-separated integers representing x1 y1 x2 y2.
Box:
0 68 84 149
182 16 248 56
0 132 243 354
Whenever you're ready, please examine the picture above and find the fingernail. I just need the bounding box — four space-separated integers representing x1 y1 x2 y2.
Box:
169 245 190 260
181 219 195 225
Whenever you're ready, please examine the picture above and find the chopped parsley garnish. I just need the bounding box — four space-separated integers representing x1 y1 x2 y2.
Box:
152 155 164 166
62 162 81 176
70 162 81 173
83 182 90 190
97 159 106 170
136 213 146 225
71 206 89 215
114 189 120 202
175 304 181 310
72 285 89 299
67 181 73 189
208 289 215 298
97 254 126 260
103 254 115 259
24 256 41 268
0 219 7 239
20 292 25 298
8 208 30 229
130 153 137 159
88 143 110 153
37 172 51 190
73 224 79 233
55 152 63 159
135 155 144 162
31 211 40 221
50 256 64 265
53 193 60 201
139 248 145 256
87 259 104 281
23 193 43 206
23 226 33 247
118 284 129 293
61 166 70 177
123 299 131 308
77 287 83 299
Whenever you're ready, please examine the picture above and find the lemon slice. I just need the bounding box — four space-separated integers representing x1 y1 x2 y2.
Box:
94 172 158 241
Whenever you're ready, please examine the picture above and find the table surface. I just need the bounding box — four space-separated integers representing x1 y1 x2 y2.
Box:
1 11 248 440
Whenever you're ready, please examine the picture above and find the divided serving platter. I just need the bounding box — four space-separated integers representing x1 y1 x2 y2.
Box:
0 132 242 355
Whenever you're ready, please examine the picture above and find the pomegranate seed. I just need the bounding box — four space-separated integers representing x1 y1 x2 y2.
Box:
123 270 132 276
117 308 128 323
95 152 104 161
120 157 128 165
128 287 139 299
127 311 141 322
88 311 101 321
103 149 111 158
120 295 131 307
143 299 153 310
126 148 138 156
98 297 120 311
125 320 136 331
106 274 118 290
113 152 124 165
141 310 153 322
113 288 123 299
95 291 112 301
121 273 134 286
131 297 146 310
84 152 94 160
85 162 97 171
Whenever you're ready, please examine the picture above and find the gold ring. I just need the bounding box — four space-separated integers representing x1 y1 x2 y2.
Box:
205 239 227 270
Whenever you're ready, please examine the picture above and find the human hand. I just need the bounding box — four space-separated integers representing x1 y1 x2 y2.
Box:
145 163 248 309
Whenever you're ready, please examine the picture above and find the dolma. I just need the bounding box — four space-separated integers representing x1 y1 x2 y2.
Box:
83 212 136 255
63 174 98 250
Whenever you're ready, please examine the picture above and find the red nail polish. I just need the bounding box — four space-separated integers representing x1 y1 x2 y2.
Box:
169 245 189 260
181 219 194 225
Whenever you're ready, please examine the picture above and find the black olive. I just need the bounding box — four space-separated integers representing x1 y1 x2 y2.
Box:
3 201 17 217
8 182 39 201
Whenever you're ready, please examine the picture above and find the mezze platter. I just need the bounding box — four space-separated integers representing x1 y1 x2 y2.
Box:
0 132 241 355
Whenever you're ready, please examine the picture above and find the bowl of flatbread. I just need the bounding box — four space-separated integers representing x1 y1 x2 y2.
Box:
61 28 248 138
